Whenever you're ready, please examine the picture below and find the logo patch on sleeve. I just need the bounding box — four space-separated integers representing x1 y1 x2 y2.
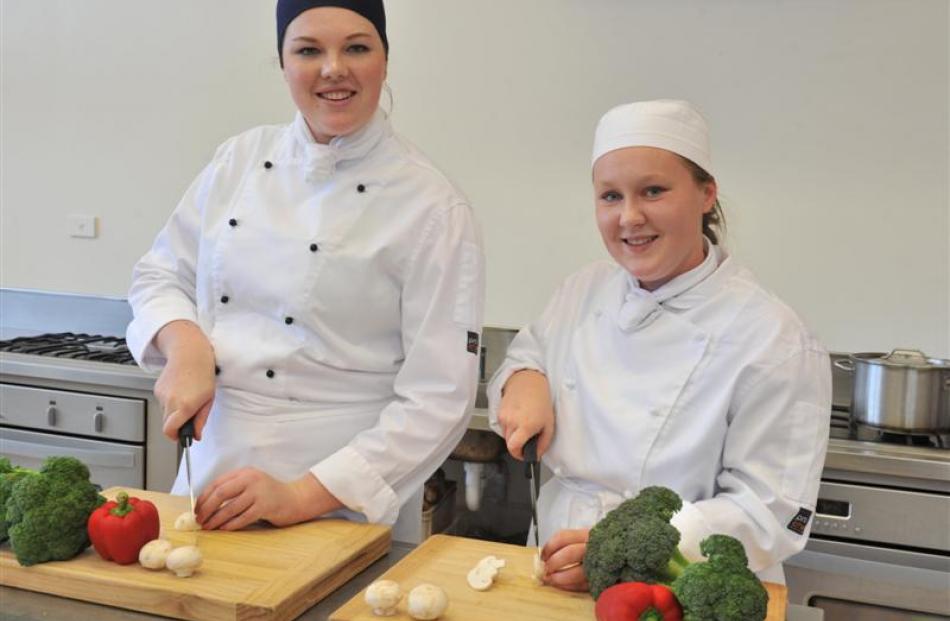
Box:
787 507 813 535
467 331 480 355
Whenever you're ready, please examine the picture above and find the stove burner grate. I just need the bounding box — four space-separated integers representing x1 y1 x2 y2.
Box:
0 332 136 365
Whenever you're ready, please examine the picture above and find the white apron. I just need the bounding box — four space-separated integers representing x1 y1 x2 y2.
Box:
171 387 423 542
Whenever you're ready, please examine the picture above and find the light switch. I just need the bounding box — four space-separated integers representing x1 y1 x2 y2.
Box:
68 215 98 238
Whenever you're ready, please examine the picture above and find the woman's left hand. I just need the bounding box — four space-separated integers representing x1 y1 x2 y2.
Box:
195 468 342 531
540 528 590 592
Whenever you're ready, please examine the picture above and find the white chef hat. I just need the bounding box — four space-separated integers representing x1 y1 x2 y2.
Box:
591 99 713 177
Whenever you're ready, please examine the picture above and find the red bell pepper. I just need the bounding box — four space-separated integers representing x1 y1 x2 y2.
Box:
87 491 161 565
595 582 683 621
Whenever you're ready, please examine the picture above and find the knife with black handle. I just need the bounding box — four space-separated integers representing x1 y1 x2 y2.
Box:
178 418 196 517
524 434 541 549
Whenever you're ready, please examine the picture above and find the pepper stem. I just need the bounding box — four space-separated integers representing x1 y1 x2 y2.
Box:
640 609 664 621
109 491 135 517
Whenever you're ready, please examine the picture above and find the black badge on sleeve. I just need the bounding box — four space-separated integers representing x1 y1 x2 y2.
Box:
467 331 480 355
787 507 813 535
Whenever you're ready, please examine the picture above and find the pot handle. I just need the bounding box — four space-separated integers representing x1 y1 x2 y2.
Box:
886 348 929 362
833 358 855 373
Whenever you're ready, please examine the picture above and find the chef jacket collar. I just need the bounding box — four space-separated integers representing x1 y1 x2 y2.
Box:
614 238 723 331
290 107 391 183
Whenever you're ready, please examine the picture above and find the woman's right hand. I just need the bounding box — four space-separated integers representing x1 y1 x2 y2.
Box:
153 320 216 442
497 369 555 460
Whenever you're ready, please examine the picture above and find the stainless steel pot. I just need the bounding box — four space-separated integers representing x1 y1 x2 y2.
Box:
834 349 950 432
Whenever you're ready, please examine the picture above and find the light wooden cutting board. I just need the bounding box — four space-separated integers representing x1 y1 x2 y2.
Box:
0 487 390 621
330 534 788 621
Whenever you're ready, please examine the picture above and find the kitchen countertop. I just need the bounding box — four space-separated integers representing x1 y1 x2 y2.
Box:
0 541 415 621
0 537 821 621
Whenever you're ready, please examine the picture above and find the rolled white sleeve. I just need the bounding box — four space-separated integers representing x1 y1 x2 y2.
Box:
486 282 572 436
671 348 832 572
311 203 485 524
126 156 223 372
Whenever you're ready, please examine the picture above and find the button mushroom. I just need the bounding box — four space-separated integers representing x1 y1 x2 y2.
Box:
407 583 448 620
138 538 174 570
364 580 402 616
174 511 200 531
165 545 203 578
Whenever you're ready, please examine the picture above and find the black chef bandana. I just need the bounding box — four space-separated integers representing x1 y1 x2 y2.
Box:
277 0 388 66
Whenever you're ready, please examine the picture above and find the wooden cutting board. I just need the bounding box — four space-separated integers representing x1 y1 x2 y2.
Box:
0 487 390 621
330 534 788 621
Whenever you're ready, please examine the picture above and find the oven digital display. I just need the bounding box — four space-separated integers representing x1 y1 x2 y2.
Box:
816 498 851 517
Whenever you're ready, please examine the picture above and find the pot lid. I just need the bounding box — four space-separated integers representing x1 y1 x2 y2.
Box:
858 349 950 369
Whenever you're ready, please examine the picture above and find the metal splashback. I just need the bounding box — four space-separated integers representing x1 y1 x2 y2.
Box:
0 289 133 339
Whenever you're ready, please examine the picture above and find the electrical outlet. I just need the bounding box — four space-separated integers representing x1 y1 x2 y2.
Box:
68 215 98 239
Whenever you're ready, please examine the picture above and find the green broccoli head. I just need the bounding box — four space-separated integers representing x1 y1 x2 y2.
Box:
584 486 690 599
0 464 35 542
672 534 768 621
5 457 103 566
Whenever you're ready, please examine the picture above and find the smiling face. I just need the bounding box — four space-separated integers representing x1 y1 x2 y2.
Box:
281 7 387 144
593 146 717 291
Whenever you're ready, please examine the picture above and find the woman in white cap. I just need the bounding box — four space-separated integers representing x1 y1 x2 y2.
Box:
489 100 830 589
126 0 483 542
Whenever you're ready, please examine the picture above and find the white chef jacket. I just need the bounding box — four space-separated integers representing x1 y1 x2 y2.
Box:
127 109 485 540
488 244 831 582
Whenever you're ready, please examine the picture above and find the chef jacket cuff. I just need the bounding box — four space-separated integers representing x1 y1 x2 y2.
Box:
670 499 715 564
310 446 400 526
126 302 199 373
486 364 544 436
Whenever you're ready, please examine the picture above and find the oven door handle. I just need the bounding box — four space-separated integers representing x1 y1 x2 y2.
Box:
0 439 137 468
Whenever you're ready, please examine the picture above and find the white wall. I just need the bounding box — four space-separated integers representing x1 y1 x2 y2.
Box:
2 0 948 356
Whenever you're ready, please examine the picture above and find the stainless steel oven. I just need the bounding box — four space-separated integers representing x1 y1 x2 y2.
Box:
0 289 177 492
784 354 950 619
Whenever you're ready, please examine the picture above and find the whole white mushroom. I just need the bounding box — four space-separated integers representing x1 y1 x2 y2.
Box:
165 545 203 578
364 580 402 616
138 539 174 570
407 583 448 620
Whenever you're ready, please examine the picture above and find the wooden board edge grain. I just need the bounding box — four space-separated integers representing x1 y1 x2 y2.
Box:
242 527 392 621
765 581 788 621
0 558 239 621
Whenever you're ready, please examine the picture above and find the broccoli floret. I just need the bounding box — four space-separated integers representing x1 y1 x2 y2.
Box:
5 456 105 566
672 534 769 621
0 461 34 542
584 486 692 599
40 455 92 481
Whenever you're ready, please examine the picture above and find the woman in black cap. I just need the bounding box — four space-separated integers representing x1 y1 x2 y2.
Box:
126 0 484 541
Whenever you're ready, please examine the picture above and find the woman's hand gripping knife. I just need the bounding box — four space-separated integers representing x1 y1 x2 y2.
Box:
153 320 216 442
496 370 555 460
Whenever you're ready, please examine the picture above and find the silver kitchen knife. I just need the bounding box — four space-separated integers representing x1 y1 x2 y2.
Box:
178 418 196 517
524 434 541 549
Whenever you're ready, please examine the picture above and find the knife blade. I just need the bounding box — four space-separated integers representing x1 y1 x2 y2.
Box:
178 418 196 518
523 434 541 550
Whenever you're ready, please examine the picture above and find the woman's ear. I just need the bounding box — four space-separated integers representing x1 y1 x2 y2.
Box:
702 179 718 214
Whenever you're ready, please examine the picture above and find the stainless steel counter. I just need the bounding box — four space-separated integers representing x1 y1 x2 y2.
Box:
0 542 415 621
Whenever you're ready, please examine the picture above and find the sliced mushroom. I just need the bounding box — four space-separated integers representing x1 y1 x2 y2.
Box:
466 555 506 591
407 583 448 620
138 538 174 570
532 550 545 583
364 580 402 616
174 511 200 531
165 545 203 578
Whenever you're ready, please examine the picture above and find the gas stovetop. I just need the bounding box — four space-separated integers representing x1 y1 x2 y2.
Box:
0 332 135 365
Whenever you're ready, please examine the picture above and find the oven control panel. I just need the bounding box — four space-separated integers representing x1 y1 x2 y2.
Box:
812 481 949 553
1 383 145 442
